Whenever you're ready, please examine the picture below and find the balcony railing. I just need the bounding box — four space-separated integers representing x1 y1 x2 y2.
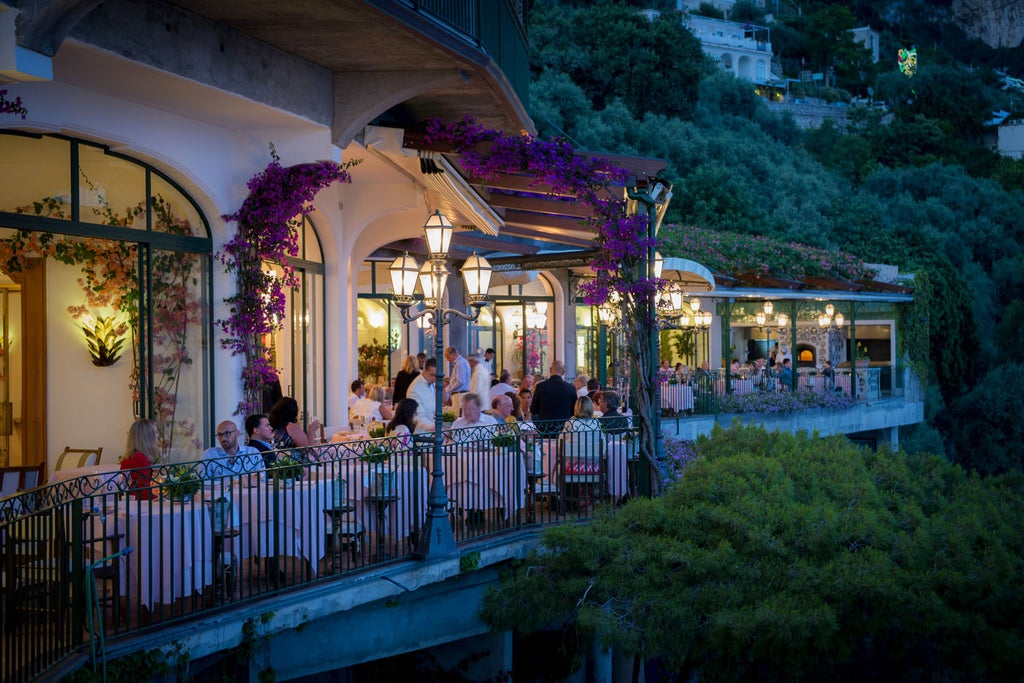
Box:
396 0 529 108
656 362 913 418
0 420 636 682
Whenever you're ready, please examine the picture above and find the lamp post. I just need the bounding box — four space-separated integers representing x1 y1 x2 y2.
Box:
388 210 492 559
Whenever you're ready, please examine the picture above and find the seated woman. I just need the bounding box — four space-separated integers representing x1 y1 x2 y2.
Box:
119 418 158 499
385 398 418 448
268 396 321 450
561 395 601 435
350 386 395 424
560 396 604 467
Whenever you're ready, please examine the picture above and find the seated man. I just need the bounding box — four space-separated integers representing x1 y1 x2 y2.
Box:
450 392 498 443
490 393 518 425
204 420 264 477
776 358 794 390
246 413 277 467
598 391 630 436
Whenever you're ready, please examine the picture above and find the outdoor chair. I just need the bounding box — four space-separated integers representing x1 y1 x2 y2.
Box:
557 430 607 513
56 447 103 471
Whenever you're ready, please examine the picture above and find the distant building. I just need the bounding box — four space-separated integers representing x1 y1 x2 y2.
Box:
675 0 766 17
850 26 880 64
684 14 774 84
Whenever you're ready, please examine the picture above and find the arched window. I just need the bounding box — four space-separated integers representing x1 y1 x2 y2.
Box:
0 132 212 465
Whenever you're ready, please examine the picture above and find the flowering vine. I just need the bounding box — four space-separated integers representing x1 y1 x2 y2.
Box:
219 147 358 415
425 117 666 492
0 89 28 119
2 193 204 456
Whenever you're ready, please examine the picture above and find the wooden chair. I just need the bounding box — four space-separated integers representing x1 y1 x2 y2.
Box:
56 447 103 471
1 463 45 498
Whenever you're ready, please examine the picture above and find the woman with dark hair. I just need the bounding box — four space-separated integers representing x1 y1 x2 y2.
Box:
268 396 321 449
120 418 158 499
386 398 418 438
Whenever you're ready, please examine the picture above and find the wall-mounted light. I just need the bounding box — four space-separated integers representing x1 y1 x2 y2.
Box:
81 314 128 367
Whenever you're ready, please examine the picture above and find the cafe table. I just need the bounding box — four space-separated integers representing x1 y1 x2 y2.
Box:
205 476 331 578
442 442 526 521
97 496 213 610
660 383 694 412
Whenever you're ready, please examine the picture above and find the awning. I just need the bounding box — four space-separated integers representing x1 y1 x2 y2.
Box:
662 257 715 294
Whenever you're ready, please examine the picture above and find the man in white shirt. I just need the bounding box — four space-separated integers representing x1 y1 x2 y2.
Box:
468 353 491 404
450 393 498 442
444 347 470 394
407 358 438 432
204 420 264 477
488 369 516 402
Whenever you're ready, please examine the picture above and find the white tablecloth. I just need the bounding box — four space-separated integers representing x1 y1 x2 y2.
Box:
206 478 330 577
101 501 213 609
660 384 694 411
443 444 525 520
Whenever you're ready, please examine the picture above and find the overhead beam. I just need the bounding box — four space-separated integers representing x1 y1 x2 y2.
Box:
451 233 541 255
503 209 591 234
498 224 594 248
483 192 593 218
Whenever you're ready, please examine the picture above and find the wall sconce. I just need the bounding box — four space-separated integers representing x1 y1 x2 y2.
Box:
81 315 128 367
368 309 386 328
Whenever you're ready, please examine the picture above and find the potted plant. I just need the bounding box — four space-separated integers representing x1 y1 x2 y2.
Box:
267 454 304 483
161 465 201 502
367 423 386 439
441 410 456 425
491 432 518 451
855 342 870 368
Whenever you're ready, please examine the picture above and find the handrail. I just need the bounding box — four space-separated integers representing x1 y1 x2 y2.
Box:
0 421 637 683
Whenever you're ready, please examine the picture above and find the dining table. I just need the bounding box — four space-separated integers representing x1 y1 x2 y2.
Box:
660 383 694 412
442 441 526 521
94 497 213 610
204 476 331 578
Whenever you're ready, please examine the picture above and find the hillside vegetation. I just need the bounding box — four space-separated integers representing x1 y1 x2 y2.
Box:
528 0 1024 472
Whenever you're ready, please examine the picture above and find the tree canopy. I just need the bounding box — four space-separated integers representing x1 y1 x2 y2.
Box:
481 425 1024 681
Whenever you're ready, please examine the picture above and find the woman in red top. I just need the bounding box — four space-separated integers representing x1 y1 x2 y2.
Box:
119 419 158 499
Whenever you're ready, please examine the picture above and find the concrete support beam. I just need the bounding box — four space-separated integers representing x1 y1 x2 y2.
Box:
333 69 465 148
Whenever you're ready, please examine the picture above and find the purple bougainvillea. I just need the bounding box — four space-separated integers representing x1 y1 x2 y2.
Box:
219 149 358 414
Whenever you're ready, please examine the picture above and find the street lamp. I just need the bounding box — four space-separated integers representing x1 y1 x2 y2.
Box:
388 210 492 559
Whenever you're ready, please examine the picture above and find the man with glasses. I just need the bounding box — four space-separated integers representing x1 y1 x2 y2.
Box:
204 420 264 477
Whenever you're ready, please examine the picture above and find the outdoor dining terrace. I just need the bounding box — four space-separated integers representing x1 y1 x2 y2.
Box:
657 362 908 417
0 421 638 683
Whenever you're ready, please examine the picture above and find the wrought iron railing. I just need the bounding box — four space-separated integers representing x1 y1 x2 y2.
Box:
657 362 915 418
0 419 636 682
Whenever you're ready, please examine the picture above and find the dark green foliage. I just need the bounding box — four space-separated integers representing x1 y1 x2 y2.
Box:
481 425 1024 681
527 0 1024 463
949 363 1024 475
529 1 704 121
